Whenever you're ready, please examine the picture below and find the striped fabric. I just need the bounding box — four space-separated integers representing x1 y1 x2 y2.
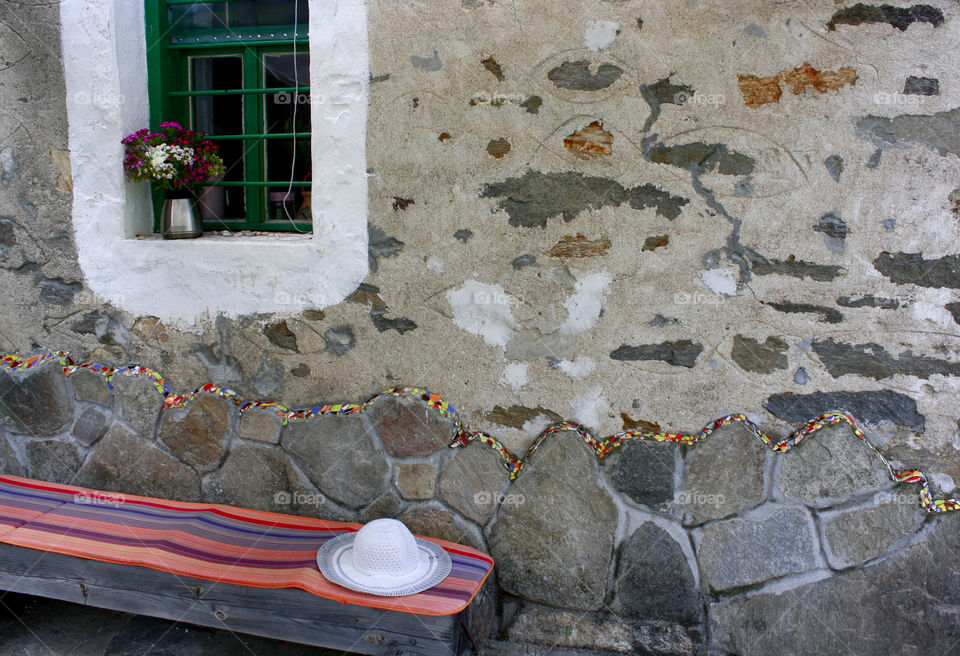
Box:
0 476 493 616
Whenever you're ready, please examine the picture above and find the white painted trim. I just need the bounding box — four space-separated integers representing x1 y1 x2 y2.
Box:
60 0 368 325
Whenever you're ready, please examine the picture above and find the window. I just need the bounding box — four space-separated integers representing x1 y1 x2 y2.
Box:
61 0 369 321
145 0 312 232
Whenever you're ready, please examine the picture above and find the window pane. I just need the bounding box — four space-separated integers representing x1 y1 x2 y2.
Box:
169 1 309 43
263 53 311 225
190 55 246 223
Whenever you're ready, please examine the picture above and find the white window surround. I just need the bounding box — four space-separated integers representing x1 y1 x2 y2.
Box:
60 0 369 325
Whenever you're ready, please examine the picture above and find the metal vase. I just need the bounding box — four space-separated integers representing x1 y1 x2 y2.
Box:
161 192 202 239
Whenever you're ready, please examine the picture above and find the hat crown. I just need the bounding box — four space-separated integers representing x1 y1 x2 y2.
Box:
351 519 420 576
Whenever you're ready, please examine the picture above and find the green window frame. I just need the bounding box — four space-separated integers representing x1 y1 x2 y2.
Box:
144 0 312 233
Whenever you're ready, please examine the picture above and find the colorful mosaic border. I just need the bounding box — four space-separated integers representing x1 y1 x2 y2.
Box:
3 351 957 513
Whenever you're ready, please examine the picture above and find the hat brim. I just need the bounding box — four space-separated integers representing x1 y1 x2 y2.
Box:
317 532 453 597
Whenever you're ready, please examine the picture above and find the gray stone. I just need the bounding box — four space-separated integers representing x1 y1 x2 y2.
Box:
236 409 282 444
821 496 924 569
504 604 696 655
697 506 818 592
360 492 404 523
709 518 960 655
764 389 925 431
25 439 81 483
488 432 618 610
504 604 637 652
367 396 452 457
777 423 889 507
398 506 483 549
0 432 25 476
395 462 437 500
157 395 229 472
282 415 388 508
438 444 509 524
69 369 111 405
613 522 699 624
75 424 200 500
202 445 298 513
114 376 162 439
603 440 675 510
0 368 74 437
72 406 109 446
684 423 766 524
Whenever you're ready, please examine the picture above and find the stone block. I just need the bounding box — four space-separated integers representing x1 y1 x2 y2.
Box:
366 396 452 457
158 395 229 472
282 415 388 508
697 506 818 592
0 368 73 437
684 423 766 525
488 433 617 610
395 462 437 500
75 424 200 500
777 423 890 507
438 444 510 524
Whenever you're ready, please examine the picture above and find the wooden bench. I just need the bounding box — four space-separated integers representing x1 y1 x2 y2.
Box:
0 476 494 656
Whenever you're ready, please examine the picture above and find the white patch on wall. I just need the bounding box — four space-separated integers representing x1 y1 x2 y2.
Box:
499 362 529 392
701 268 737 296
556 356 596 379
426 256 445 274
568 385 607 429
584 21 619 51
559 271 612 335
446 280 517 348
929 472 956 494
522 413 555 437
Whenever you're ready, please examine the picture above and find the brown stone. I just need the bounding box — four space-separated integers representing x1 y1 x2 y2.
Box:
642 234 669 252
486 138 511 159
236 410 281 444
69 369 111 406
737 73 782 108
486 405 561 430
75 424 200 500
158 395 229 472
563 120 613 159
367 397 452 458
545 234 611 258
395 462 438 500
781 62 857 96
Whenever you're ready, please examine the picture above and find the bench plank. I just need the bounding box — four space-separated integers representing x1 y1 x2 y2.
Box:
0 543 467 656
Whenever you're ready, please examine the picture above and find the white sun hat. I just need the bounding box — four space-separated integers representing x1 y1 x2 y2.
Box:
317 518 452 596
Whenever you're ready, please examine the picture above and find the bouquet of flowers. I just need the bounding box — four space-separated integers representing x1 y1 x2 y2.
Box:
121 121 225 192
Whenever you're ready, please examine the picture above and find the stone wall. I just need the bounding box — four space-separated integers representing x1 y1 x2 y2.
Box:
3 363 958 655
2 1 960 654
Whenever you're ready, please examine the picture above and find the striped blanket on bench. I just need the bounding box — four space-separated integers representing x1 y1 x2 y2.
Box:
0 475 493 617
